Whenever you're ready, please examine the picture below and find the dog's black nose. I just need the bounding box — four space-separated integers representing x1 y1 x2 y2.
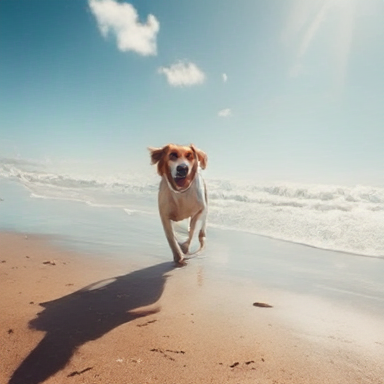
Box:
176 164 188 177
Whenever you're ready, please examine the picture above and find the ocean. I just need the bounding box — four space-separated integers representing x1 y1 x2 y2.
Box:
0 157 383 258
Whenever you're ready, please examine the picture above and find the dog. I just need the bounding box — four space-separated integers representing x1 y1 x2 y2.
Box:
149 144 208 265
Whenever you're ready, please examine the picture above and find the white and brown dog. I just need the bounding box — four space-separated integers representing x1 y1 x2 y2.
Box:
149 144 208 265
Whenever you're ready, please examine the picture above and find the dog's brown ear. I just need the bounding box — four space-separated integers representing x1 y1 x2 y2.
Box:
190 144 208 170
148 146 169 175
148 147 163 165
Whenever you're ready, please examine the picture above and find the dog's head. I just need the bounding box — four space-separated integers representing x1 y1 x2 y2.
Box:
148 144 207 192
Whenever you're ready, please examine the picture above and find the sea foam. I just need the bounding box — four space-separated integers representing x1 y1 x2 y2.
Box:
1 158 383 257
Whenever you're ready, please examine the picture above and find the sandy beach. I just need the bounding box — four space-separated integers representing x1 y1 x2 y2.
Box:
1 230 383 384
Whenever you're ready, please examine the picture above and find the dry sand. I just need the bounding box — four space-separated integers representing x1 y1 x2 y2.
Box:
1 232 383 384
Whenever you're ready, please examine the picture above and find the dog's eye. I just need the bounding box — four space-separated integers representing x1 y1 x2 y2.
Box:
186 152 192 159
169 152 178 159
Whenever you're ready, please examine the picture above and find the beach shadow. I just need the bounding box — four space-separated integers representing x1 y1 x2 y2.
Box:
9 262 174 384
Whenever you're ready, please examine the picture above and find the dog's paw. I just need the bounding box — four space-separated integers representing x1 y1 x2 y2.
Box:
174 259 188 267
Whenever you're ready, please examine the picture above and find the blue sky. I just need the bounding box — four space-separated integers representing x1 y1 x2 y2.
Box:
1 0 383 184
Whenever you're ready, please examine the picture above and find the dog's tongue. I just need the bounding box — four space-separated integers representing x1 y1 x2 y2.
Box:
175 177 187 187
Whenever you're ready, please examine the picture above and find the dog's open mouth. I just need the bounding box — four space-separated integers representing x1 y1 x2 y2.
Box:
174 176 187 188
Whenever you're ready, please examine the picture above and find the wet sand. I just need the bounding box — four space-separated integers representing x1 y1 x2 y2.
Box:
1 231 383 384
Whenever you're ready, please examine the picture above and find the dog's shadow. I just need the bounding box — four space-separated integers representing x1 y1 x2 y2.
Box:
9 262 174 384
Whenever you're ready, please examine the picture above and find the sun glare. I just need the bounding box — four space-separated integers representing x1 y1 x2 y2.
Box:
285 0 358 90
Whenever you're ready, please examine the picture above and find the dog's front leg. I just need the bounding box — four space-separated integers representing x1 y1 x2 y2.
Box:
198 208 207 250
180 209 203 254
160 216 185 265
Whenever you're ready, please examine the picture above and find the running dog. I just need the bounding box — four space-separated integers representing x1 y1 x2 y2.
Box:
149 144 208 265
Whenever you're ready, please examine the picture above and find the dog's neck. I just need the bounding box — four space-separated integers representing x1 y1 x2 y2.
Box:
164 174 195 194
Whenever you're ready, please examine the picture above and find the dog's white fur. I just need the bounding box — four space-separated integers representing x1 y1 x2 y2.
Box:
149 144 208 265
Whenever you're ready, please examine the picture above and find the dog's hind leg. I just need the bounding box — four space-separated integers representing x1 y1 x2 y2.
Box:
179 241 190 254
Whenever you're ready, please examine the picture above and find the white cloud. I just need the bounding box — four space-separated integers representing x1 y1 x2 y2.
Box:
218 108 232 117
89 0 159 56
158 61 205 87
222 73 228 83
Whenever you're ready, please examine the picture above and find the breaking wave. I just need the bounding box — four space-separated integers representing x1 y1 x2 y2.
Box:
1 158 383 257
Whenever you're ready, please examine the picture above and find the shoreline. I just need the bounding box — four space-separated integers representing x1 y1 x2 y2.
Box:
1 231 383 384
1 177 383 260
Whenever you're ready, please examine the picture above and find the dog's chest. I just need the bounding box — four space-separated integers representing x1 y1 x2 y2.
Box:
159 176 206 221
169 196 201 221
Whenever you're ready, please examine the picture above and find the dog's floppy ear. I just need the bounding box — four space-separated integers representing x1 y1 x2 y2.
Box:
148 147 163 165
190 144 208 170
148 146 168 175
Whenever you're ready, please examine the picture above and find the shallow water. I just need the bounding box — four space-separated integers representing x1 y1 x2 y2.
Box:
1 157 383 257
1 179 384 321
